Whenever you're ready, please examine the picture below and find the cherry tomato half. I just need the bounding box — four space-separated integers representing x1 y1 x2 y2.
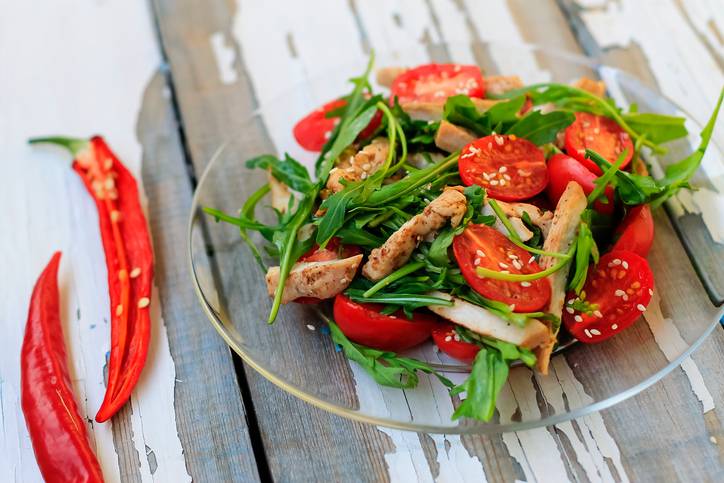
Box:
459 135 548 201
391 64 485 104
562 250 653 344
564 112 634 175
546 153 614 215
611 205 654 257
333 294 439 352
293 99 381 152
453 224 551 312
295 239 362 304
432 324 480 364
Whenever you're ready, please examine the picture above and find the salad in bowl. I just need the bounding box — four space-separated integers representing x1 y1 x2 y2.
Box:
204 55 722 422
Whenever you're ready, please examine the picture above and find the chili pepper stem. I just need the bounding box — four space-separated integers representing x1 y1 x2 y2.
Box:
28 136 89 155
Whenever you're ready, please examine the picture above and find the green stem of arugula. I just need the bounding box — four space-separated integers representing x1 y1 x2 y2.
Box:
365 151 460 207
376 102 398 175
362 261 425 297
202 206 276 231
499 83 664 154
586 148 628 206
239 184 271 271
487 199 570 258
475 243 576 281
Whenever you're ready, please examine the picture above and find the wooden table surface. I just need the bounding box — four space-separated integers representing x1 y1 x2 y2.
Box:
2 1 723 482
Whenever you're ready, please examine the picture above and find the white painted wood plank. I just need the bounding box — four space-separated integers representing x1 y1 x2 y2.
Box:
0 1 189 481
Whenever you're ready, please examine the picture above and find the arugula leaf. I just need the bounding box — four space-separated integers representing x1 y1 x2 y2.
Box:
443 95 524 136
246 154 313 192
335 225 384 248
427 227 458 267
567 210 599 294
621 112 688 144
391 99 439 147
327 320 453 389
451 348 509 422
506 110 575 146
520 211 542 249
238 184 271 271
454 326 537 367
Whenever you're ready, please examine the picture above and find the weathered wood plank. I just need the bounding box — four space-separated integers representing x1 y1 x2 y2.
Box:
137 67 261 482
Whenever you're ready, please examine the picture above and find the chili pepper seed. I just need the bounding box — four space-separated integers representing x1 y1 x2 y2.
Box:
138 297 150 309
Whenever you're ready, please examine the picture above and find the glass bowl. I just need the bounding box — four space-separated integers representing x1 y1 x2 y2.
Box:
188 42 723 433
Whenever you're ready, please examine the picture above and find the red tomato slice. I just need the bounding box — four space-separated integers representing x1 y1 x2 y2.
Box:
546 153 615 215
563 250 653 344
333 294 438 352
459 135 548 201
293 99 382 152
432 324 480 364
564 112 634 175
295 239 362 304
391 64 485 104
611 205 654 257
452 224 551 312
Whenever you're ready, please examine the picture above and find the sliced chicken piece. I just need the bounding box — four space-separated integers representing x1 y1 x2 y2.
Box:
572 77 606 98
377 66 408 87
483 203 535 242
268 171 292 213
427 292 549 349
485 75 524 96
535 182 587 374
265 254 363 304
400 98 501 121
435 120 477 153
362 188 467 281
496 200 554 238
326 138 389 194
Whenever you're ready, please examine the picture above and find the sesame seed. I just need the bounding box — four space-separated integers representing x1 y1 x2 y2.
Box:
499 166 508 173
138 297 150 309
453 334 460 342
508 253 518 260
115 304 123 316
567 298 575 304
584 328 593 338
499 179 506 186
362 163 371 170
495 136 504 146
498 262 509 269
339 277 348 284
503 174 511 180
360 172 368 180
589 328 601 335
474 258 481 266
490 179 499 186
594 310 603 318
521 281 532 287
509 304 516 311
482 172 492 180
574 315 583 322
444 335 452 342
512 260 522 270
130 267 141 278
566 307 575 314
649 289 654 296
710 436 718 445
611 324 618 330
476 250 484 257
612 259 621 265
636 304 646 312
622 294 629 301
615 289 625 297
306 324 315 331
621 261 629 269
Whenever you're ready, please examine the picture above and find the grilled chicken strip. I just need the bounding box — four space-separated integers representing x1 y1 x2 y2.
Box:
427 292 549 349
326 138 389 194
362 188 467 281
268 171 292 213
265 254 363 304
376 66 408 87
535 182 587 374
435 120 476 153
573 77 606 98
400 98 500 121
496 200 554 238
485 75 524 96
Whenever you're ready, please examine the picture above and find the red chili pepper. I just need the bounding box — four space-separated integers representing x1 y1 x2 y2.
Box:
29 135 154 422
21 252 105 482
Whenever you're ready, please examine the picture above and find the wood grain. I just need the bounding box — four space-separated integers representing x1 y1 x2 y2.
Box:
136 68 261 482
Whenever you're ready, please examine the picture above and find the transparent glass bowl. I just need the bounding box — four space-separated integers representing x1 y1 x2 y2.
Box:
188 42 723 433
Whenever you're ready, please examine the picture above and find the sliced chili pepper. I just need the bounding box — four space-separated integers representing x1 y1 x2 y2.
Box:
29 135 154 423
21 252 104 483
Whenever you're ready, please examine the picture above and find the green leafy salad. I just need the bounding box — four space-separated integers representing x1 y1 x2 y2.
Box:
206 55 723 422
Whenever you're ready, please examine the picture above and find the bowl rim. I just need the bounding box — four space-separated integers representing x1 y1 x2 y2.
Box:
186 40 724 434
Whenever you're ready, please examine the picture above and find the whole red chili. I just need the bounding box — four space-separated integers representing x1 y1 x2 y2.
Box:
29 136 154 422
21 252 105 482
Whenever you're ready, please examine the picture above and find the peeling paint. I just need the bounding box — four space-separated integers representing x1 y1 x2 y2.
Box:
210 32 239 85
